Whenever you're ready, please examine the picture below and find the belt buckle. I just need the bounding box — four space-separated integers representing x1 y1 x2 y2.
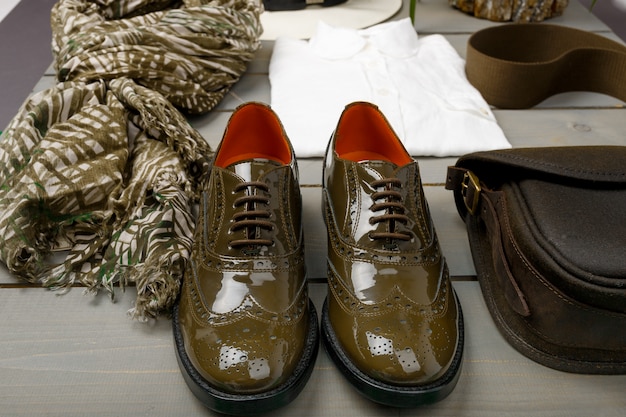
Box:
461 171 481 215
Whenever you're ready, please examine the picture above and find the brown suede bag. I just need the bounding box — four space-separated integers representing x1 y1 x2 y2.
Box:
446 147 626 374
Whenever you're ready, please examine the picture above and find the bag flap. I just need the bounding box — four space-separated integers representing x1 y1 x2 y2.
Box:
451 146 626 185
446 146 626 218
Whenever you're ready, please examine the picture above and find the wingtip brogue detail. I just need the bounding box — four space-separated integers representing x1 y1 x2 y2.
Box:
177 274 311 394
321 101 464 407
173 102 318 415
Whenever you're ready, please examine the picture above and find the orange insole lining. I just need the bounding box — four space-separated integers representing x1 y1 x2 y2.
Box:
335 104 412 166
215 105 291 168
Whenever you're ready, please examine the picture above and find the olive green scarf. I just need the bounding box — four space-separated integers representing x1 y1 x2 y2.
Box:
0 0 262 320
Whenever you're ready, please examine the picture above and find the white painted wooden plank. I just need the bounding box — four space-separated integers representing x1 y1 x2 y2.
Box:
0 287 204 417
29 75 56 96
433 282 626 417
301 186 327 280
0 265 15 285
535 91 626 109
188 110 230 149
244 40 273 74
425 186 476 277
1 283 624 417
498 108 626 147
214 73 271 110
44 62 55 76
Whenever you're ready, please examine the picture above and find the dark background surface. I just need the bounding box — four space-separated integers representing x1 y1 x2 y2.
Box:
579 0 626 41
0 0 56 131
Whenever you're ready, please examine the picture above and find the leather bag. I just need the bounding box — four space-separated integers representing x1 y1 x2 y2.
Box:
446 146 626 374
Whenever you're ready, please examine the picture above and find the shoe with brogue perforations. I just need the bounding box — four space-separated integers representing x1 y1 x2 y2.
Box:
321 101 464 407
173 102 318 416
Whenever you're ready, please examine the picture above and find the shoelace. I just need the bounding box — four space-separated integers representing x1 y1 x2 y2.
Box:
369 178 411 241
229 181 274 248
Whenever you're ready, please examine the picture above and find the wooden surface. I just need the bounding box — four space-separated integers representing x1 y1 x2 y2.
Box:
1 1 625 416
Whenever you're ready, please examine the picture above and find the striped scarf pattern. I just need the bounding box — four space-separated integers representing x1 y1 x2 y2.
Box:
0 0 262 320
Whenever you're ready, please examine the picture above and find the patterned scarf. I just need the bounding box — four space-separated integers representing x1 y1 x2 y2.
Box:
0 0 262 320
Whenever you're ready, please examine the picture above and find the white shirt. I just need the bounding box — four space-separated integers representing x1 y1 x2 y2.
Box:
269 18 511 157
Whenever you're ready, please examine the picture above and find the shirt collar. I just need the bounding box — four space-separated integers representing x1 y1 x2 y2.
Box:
309 18 420 60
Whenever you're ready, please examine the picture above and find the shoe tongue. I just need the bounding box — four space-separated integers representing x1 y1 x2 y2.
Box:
357 159 402 179
224 158 283 181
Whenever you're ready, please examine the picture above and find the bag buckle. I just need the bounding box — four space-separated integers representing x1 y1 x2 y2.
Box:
461 170 481 215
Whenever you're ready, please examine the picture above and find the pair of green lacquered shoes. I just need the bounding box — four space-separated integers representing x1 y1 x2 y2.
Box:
172 101 464 415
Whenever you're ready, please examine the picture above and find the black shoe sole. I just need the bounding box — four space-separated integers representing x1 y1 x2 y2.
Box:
320 295 464 407
173 299 319 416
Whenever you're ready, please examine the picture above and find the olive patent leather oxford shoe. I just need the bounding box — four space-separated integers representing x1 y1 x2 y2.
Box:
321 101 464 407
173 102 318 416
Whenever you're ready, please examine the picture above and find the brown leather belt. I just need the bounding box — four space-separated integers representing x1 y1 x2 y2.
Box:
465 24 626 109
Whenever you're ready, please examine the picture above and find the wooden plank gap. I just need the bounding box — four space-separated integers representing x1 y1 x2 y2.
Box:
498 104 626 111
451 275 478 282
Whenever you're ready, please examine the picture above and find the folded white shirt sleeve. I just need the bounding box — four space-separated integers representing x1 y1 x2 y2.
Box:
269 18 511 158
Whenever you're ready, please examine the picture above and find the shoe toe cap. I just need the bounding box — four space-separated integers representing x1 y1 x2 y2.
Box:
329 296 461 386
185 318 308 393
360 319 459 385
176 285 311 395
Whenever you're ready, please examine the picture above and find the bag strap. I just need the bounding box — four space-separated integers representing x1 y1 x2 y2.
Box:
466 24 626 109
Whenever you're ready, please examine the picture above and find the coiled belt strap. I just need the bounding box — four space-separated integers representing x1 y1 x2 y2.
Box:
466 24 626 109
